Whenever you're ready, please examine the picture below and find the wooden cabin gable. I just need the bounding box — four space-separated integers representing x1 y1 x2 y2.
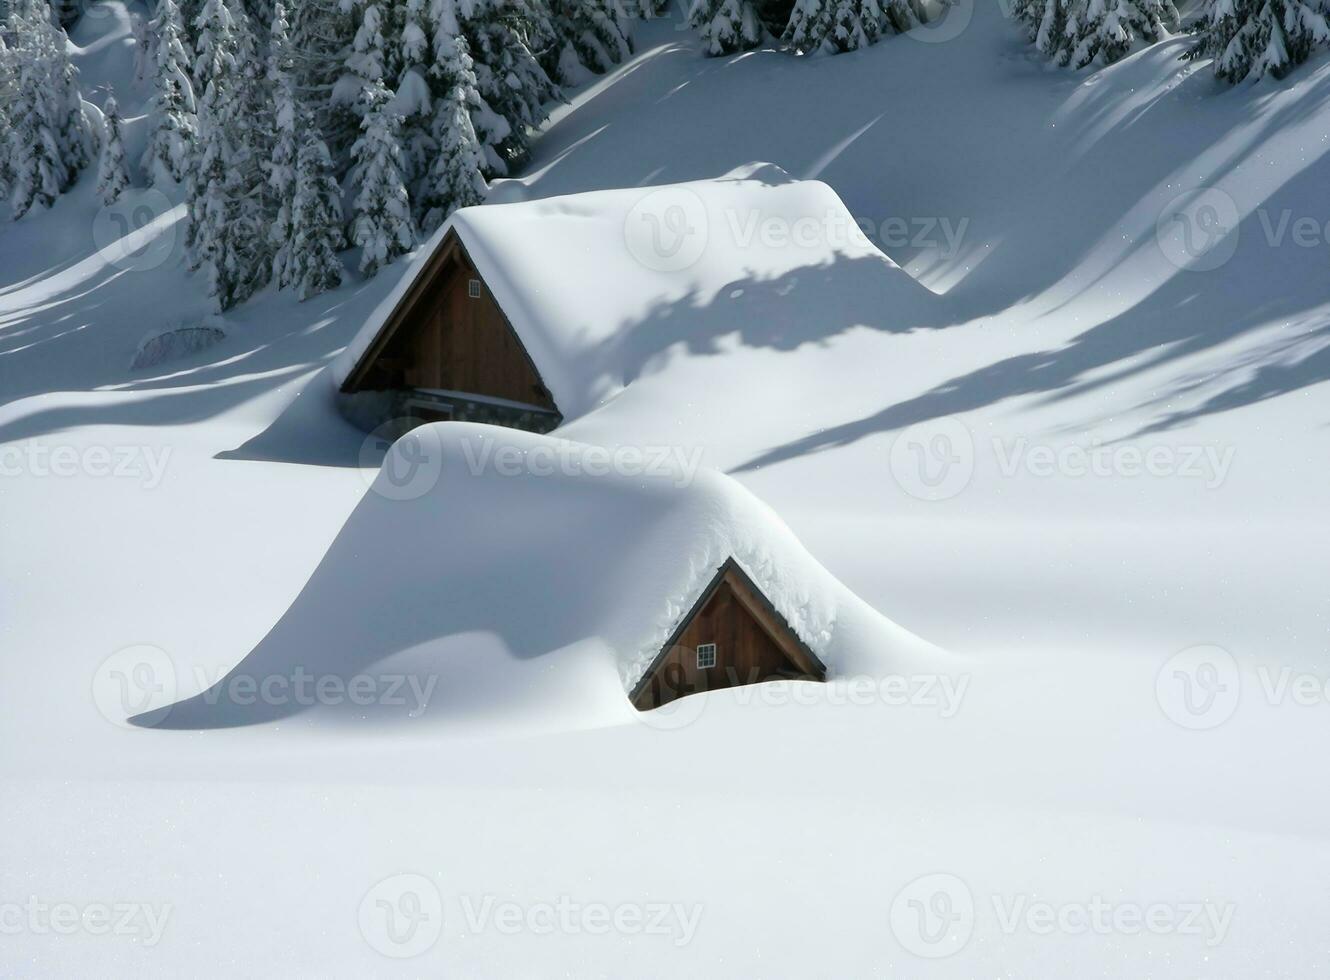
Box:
632 561 827 711
342 232 558 415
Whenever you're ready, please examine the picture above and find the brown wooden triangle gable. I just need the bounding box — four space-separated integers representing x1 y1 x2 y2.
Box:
631 558 828 711
341 229 559 415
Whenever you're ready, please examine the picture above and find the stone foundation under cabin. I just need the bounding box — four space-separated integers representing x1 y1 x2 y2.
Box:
336 387 563 440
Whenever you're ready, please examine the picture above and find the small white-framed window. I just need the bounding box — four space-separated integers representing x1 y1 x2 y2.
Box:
696 643 717 670
468 278 482 299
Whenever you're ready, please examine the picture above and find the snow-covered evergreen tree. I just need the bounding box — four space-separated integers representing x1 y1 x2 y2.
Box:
1011 0 1068 58
1023 0 1176 66
289 111 346 299
549 0 633 79
5 0 92 218
267 0 300 287
428 0 510 177
289 0 357 162
784 0 890 53
458 0 561 172
688 0 763 54
421 71 487 229
240 0 274 32
0 34 15 202
345 0 395 89
143 0 199 184
393 0 443 196
189 0 271 307
43 2 92 175
1064 0 1177 67
1186 0 1330 81
97 94 130 204
631 0 669 17
350 77 414 276
192 0 234 88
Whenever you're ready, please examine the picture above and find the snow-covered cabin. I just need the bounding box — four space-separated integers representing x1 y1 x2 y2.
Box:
333 164 934 435
631 557 827 710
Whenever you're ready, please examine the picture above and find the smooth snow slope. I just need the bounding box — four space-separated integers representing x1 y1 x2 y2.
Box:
2 1 1330 977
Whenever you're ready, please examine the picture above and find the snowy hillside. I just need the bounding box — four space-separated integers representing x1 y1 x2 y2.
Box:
2 0 1330 976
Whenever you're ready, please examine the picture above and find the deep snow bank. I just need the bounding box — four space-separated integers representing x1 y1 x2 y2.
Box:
137 422 936 731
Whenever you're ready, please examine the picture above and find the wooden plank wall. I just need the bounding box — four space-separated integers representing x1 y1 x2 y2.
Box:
394 252 556 411
634 576 821 710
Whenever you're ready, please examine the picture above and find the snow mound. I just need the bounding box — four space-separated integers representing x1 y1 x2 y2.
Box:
130 322 227 370
334 164 938 421
140 423 936 732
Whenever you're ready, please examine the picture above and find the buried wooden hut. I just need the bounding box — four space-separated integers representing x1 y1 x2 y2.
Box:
631 558 827 711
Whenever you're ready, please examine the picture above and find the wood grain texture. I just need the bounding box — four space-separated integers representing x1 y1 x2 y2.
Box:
632 563 826 711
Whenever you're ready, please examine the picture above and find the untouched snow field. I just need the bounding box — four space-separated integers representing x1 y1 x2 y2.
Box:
2 1 1330 976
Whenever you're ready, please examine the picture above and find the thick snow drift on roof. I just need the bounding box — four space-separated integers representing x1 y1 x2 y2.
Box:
333 164 938 420
142 423 937 731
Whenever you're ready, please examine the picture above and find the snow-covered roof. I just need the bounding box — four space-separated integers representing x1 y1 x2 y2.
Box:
334 163 936 421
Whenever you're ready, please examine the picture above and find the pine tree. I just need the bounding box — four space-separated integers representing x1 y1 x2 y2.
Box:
429 0 511 177
632 0 669 17
189 0 270 308
0 34 15 202
45 1 92 176
97 94 131 204
143 0 199 184
6 0 92 218
422 74 488 230
350 78 414 276
289 111 346 299
396 0 442 195
1012 0 1068 58
1047 0 1177 66
688 0 764 54
549 0 633 78
268 0 300 287
288 0 357 163
458 0 561 172
193 0 235 89
346 0 394 88
784 0 887 53
1186 0 1330 81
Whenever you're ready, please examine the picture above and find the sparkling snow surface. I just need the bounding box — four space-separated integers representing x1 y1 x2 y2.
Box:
2 2 1330 977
